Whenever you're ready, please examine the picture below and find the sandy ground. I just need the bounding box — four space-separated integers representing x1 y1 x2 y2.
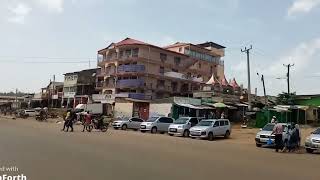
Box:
0 116 319 180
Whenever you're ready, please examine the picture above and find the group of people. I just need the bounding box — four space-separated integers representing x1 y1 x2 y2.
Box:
271 116 301 153
61 109 93 132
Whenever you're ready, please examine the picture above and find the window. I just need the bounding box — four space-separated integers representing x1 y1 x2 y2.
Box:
159 117 173 123
179 47 182 52
119 51 124 58
174 57 181 65
159 66 164 75
214 121 219 127
132 48 139 57
132 118 143 122
160 53 167 62
190 118 198 126
125 49 131 57
225 121 229 125
219 121 225 126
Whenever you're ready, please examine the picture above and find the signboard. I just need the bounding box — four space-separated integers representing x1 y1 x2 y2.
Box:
64 92 76 98
92 93 130 104
173 97 201 106
52 95 59 99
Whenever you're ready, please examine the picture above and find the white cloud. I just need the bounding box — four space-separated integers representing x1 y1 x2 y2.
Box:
229 38 320 95
288 0 320 16
267 37 320 76
33 0 65 13
7 3 32 24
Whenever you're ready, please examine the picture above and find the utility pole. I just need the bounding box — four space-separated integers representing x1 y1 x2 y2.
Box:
241 45 253 111
15 88 18 109
257 73 267 106
283 64 294 94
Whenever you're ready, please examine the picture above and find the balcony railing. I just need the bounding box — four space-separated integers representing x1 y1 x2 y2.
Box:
118 65 145 73
97 55 139 63
116 79 144 88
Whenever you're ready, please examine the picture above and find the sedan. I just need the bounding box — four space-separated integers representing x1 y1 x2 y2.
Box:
112 117 144 130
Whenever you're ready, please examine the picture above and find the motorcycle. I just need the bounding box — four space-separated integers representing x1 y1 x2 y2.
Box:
86 115 109 132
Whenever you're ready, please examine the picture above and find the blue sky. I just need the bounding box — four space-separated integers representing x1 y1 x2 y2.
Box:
0 0 320 95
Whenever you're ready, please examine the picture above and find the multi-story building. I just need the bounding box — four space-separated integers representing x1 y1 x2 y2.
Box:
96 38 225 100
62 68 98 108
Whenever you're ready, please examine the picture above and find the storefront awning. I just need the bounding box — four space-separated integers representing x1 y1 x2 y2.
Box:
175 103 214 110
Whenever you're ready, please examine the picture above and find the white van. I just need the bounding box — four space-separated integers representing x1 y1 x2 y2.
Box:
189 119 231 141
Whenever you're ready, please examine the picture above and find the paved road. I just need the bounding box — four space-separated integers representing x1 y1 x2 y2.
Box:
0 118 319 180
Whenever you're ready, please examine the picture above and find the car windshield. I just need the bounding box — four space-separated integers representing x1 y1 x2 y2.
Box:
197 121 213 126
262 124 275 131
146 117 158 122
174 118 189 124
313 128 320 134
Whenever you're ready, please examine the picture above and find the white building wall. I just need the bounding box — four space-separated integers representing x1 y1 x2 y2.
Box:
149 103 172 117
114 102 133 118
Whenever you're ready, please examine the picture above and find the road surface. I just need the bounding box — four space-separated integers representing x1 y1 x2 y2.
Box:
0 118 319 180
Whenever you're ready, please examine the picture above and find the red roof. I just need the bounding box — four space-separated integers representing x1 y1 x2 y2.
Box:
229 78 240 89
115 38 149 46
221 75 229 86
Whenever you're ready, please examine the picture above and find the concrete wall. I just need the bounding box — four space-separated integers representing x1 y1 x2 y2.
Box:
114 102 133 118
149 103 172 117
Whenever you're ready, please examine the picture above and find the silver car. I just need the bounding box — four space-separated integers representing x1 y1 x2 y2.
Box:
168 117 199 137
255 123 289 147
140 116 174 134
112 117 144 130
305 128 320 153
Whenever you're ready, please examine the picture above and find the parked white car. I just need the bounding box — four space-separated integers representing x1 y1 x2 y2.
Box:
168 117 199 137
140 116 174 134
24 109 37 117
255 123 289 147
305 128 320 153
112 117 144 130
189 119 231 141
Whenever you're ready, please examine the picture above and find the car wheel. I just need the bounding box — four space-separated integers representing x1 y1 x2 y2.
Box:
151 127 157 134
256 143 262 147
224 130 230 139
306 148 314 153
169 134 174 136
183 130 189 137
208 132 214 141
121 124 127 130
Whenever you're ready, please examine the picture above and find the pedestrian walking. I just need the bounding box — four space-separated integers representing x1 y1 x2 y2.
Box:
82 111 92 132
66 110 75 132
271 116 277 123
61 110 71 131
272 121 284 152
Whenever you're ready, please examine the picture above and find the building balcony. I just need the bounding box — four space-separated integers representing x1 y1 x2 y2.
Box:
117 65 145 73
116 79 144 89
97 55 139 64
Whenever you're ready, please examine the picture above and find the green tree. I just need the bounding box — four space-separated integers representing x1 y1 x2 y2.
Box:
276 92 296 105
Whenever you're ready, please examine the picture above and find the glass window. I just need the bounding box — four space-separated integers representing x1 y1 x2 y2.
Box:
160 53 167 61
190 118 198 125
132 48 139 57
214 121 219 127
174 57 181 65
225 121 229 125
219 121 225 126
125 49 131 57
198 120 213 126
159 67 164 74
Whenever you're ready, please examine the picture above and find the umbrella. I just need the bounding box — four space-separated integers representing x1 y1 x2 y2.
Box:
213 102 227 108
